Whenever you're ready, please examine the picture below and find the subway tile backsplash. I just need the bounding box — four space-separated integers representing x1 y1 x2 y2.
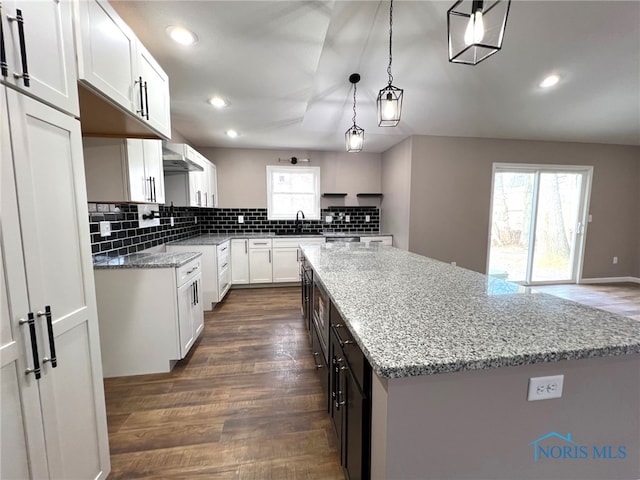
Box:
89 205 380 259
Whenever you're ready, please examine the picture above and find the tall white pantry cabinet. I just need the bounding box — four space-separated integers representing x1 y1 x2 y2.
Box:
0 1 110 479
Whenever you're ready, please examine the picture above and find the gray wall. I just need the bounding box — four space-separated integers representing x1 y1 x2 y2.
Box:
374 354 640 480
388 135 639 278
380 138 412 250
198 147 382 209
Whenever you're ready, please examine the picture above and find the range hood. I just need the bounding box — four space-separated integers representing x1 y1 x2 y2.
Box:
162 142 204 172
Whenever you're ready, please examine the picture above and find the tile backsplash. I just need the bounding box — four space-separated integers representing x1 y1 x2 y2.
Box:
89 205 380 259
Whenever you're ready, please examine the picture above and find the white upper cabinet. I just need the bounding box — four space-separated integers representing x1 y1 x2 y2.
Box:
137 43 171 138
74 0 136 112
83 137 165 204
0 0 79 116
74 0 171 138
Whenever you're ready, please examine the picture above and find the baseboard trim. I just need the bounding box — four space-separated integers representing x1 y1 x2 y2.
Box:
579 276 640 284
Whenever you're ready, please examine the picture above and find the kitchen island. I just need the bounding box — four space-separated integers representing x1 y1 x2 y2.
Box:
300 242 640 480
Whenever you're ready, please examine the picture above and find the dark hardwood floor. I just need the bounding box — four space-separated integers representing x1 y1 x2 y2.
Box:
104 287 344 479
534 282 640 321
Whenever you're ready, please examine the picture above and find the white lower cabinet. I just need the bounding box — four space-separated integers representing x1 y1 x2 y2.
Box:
1 86 110 479
167 242 230 309
231 239 249 285
249 239 273 284
273 237 326 283
93 256 203 377
360 235 393 246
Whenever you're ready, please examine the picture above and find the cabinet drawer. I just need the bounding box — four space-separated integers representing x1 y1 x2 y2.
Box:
249 238 272 249
217 240 230 257
361 235 393 246
176 258 201 287
218 251 230 274
272 237 324 248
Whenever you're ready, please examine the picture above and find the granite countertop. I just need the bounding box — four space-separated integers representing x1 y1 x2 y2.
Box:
300 242 640 379
168 232 392 247
93 252 202 269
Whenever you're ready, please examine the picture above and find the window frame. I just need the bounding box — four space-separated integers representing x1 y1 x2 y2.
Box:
266 165 321 220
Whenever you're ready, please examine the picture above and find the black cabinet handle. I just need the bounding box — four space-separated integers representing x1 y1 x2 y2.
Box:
0 4 8 78
19 313 41 379
8 9 29 86
38 306 57 368
192 282 196 306
195 280 199 305
136 76 145 117
151 177 157 203
143 80 149 120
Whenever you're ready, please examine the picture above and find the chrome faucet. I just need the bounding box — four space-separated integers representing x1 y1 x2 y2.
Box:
295 210 305 233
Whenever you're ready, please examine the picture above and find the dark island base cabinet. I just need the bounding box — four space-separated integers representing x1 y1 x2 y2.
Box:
330 303 372 480
300 259 372 479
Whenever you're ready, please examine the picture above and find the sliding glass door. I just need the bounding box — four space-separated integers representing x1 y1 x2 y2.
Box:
487 165 592 285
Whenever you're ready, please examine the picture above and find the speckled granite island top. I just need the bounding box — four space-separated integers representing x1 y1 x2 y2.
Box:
93 252 202 269
300 243 640 379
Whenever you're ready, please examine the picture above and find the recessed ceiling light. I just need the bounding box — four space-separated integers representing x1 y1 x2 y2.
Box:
166 26 198 46
540 74 560 88
226 130 238 138
208 97 228 108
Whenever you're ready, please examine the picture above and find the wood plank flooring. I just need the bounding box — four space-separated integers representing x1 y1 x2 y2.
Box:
534 282 640 321
104 287 344 479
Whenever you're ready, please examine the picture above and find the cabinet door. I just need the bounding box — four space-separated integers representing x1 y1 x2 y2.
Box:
0 88 48 479
192 278 204 338
249 249 273 283
75 0 137 112
177 281 195 357
1 0 78 115
343 368 368 480
125 139 148 202
272 248 301 282
7 89 110 479
210 163 218 207
143 139 165 204
231 240 249 284
137 43 171 138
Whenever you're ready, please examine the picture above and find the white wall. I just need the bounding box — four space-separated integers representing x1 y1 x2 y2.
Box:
197 147 381 209
380 138 412 250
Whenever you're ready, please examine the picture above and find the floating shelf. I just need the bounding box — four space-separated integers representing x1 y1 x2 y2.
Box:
356 193 383 198
322 193 348 197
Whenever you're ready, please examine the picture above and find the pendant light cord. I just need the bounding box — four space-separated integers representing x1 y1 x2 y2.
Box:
387 0 394 86
352 82 357 127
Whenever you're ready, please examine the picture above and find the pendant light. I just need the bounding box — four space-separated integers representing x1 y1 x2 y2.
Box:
345 73 364 153
447 0 511 65
377 0 403 127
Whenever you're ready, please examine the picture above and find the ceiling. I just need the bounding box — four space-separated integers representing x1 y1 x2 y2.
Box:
111 1 640 153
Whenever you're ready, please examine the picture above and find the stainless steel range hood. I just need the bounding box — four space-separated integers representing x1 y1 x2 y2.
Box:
162 142 204 172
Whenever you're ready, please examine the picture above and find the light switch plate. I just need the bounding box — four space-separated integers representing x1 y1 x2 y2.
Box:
365 215 370 222
345 215 350 222
238 215 244 223
99 221 112 237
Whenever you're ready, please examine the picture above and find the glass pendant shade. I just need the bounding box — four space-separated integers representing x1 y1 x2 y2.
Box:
448 0 511 65
345 125 364 153
377 85 403 127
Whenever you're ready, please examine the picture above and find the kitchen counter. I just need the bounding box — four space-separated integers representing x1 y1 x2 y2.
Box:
300 242 640 379
93 251 202 269
167 232 392 247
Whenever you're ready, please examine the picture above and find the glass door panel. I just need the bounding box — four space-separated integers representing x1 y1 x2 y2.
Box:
488 166 590 285
531 173 582 282
488 171 535 282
